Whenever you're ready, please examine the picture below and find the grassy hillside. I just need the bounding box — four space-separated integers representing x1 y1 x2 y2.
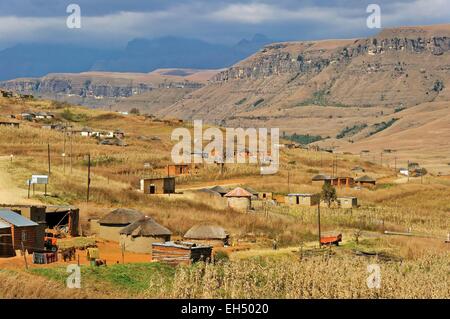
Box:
0 96 448 299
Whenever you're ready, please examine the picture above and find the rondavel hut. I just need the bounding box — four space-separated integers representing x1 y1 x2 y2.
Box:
96 208 144 242
120 216 172 254
224 187 253 212
183 225 229 247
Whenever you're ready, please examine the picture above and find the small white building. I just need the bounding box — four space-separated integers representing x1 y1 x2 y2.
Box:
80 127 93 137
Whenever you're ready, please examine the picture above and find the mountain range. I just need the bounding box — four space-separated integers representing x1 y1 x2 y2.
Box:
156 24 450 173
0 34 272 81
1 25 450 173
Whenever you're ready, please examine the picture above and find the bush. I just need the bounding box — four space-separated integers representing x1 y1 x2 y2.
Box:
51 100 71 109
285 133 323 145
336 124 367 139
214 250 230 263
367 118 398 136
130 108 140 115
253 98 265 107
61 108 88 122
321 183 337 207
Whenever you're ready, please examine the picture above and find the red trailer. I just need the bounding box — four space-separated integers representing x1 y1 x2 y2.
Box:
320 233 342 246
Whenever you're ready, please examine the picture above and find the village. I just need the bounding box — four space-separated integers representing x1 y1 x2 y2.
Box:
0 91 449 298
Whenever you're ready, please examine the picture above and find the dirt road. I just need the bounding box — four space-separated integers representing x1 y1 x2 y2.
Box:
0 156 41 205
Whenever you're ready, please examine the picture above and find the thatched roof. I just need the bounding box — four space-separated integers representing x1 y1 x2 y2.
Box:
99 208 144 225
355 175 376 182
209 185 229 195
196 188 222 196
243 186 258 196
184 225 227 240
224 187 253 198
120 217 172 237
312 174 332 181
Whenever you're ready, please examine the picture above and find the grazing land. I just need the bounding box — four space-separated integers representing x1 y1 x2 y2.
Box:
0 95 448 299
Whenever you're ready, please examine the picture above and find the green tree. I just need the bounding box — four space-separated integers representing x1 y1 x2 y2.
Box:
129 108 140 115
321 183 337 207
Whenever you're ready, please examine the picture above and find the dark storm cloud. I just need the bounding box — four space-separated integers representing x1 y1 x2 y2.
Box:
0 0 449 48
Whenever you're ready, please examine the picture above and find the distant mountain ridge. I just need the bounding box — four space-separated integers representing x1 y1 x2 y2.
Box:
153 24 450 174
0 34 273 81
0 69 219 109
161 24 450 122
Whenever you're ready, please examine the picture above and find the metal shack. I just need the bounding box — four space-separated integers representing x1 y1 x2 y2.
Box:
2 205 80 237
44 206 80 236
0 220 14 257
0 209 40 254
152 241 212 266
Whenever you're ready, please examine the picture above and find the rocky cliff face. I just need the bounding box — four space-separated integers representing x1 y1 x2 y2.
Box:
213 33 450 83
0 75 202 99
160 25 450 124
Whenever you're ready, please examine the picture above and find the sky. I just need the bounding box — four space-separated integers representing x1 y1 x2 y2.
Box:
0 0 449 49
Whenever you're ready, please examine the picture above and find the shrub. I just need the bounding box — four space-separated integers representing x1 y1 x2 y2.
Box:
321 183 337 207
285 133 323 145
253 98 265 107
130 108 140 115
61 108 88 122
336 124 367 139
214 250 230 263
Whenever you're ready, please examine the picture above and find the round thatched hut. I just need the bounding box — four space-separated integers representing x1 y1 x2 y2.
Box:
183 225 229 247
208 185 230 197
355 175 376 188
97 208 144 242
224 187 252 212
120 217 172 253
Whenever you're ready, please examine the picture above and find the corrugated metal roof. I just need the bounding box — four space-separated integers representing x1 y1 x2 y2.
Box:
287 193 315 197
152 241 212 250
0 209 38 227
45 205 77 213
0 220 11 230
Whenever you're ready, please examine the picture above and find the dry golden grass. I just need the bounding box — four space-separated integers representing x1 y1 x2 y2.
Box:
0 270 103 299
143 253 449 299
0 97 449 299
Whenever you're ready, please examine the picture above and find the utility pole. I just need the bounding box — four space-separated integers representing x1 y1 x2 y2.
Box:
63 127 66 174
287 170 290 193
86 153 91 203
335 155 338 177
331 157 334 178
380 152 383 167
121 242 125 264
394 157 397 172
47 143 51 176
21 242 28 270
407 160 410 182
70 129 73 174
317 202 322 248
